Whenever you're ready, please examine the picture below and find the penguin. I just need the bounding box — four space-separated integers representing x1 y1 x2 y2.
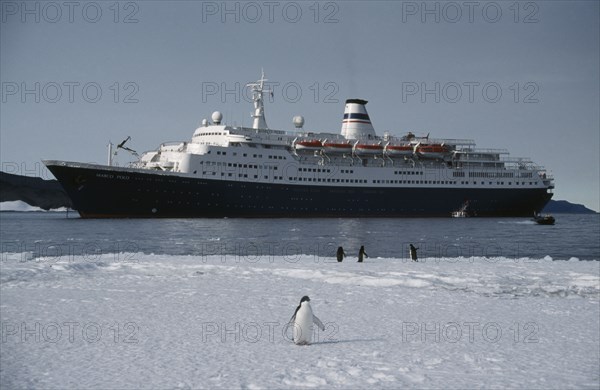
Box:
336 246 346 262
358 245 368 263
286 296 325 345
409 244 419 261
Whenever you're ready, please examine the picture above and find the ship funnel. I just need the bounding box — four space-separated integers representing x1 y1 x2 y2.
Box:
341 99 376 140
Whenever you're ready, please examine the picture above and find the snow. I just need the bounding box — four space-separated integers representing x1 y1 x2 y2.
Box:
1 254 599 389
0 200 68 212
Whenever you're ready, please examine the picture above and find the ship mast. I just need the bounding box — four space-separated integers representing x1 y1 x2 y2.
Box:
247 69 271 129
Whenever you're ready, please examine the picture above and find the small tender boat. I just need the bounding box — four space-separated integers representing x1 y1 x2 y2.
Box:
533 213 555 225
322 141 353 154
354 143 384 155
451 201 472 218
384 144 414 156
451 210 468 218
416 144 450 159
295 140 322 152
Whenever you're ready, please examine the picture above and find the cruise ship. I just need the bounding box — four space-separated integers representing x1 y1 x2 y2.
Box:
45 72 554 218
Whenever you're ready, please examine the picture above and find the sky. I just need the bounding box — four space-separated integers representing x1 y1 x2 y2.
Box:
1 0 598 211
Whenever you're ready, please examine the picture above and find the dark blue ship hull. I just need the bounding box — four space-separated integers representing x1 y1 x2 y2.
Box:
45 161 552 218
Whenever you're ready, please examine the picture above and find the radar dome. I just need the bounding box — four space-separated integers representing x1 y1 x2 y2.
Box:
212 111 223 125
201 119 208 127
293 115 305 129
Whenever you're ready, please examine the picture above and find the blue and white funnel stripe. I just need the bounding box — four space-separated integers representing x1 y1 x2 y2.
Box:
341 99 376 140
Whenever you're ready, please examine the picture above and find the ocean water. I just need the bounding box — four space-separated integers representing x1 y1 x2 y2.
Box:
1 212 598 261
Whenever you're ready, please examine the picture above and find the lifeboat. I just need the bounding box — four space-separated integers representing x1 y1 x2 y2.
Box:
354 143 384 155
384 144 414 157
322 141 353 154
416 144 450 159
294 140 323 152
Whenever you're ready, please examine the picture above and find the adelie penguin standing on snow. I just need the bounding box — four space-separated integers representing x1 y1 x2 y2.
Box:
409 244 419 262
358 245 368 263
285 296 325 345
336 246 346 262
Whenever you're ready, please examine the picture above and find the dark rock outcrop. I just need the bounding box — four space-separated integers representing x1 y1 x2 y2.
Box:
542 200 597 214
0 172 72 210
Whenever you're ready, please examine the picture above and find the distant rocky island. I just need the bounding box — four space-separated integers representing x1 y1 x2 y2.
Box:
0 171 597 213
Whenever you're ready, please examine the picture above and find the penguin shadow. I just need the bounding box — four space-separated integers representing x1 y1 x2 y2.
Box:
312 337 386 346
